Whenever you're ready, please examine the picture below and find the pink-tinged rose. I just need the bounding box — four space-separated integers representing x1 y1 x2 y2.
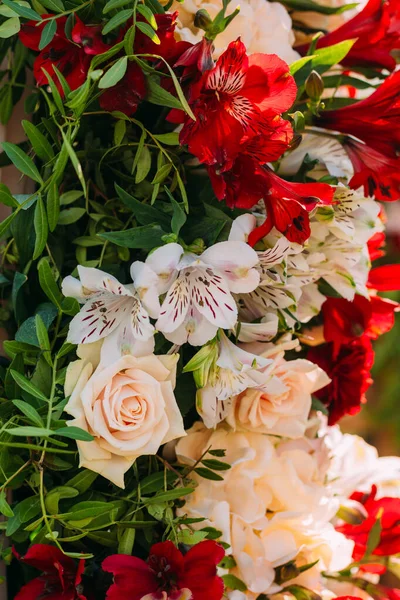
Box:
65 351 185 488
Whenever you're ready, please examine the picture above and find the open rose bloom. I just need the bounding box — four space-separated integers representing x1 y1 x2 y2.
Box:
4 0 400 599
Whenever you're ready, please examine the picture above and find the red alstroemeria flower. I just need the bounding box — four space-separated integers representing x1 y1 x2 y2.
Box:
99 62 147 116
308 335 374 424
19 15 110 91
368 231 386 261
135 12 191 64
368 264 400 291
179 39 297 167
102 540 224 600
337 485 400 561
296 0 400 71
14 544 86 600
322 294 399 358
344 137 400 202
316 71 400 160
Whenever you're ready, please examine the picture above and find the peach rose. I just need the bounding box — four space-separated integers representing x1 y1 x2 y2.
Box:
65 348 185 488
226 355 330 438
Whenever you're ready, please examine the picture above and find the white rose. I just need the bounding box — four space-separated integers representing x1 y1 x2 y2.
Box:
172 0 299 64
226 354 330 439
65 348 185 488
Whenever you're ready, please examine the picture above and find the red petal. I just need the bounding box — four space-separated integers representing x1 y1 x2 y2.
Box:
368 264 400 291
99 62 146 116
102 555 156 599
244 53 297 115
71 16 110 55
150 541 184 575
15 578 47 600
21 544 75 574
19 15 65 51
268 197 311 244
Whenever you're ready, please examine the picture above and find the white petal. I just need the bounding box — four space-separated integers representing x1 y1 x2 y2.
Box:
145 243 183 294
189 267 238 328
236 313 279 342
62 275 86 302
67 292 129 344
130 261 160 319
163 310 218 346
156 274 190 334
99 323 155 366
77 265 129 295
201 241 260 293
229 214 257 242
258 237 291 271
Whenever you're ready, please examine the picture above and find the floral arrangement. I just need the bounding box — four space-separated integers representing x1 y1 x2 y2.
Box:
0 0 400 598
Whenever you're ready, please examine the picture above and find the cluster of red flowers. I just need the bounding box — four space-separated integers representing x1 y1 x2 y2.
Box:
14 540 224 600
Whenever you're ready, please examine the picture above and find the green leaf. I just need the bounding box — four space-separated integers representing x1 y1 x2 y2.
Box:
136 21 160 44
60 130 87 196
201 459 231 471
58 207 86 225
1 0 41 20
60 190 83 205
102 9 133 34
16 304 58 347
365 514 382 556
144 487 194 503
137 4 157 28
33 196 48 260
0 211 18 238
22 121 54 162
38 258 63 309
208 449 226 457
284 585 322 600
115 184 170 229
177 529 208 545
41 68 65 115
0 491 14 518
146 77 183 110
66 79 90 111
46 182 60 231
45 486 79 515
99 56 128 89
153 132 179 146
66 469 98 494
152 163 172 184
0 183 17 208
35 314 51 364
40 0 65 11
165 188 186 235
7 426 54 437
222 574 247 592
114 120 126 146
98 224 165 249
10 370 49 402
55 426 94 442
103 0 130 12
12 400 44 427
280 0 357 12
39 18 57 50
135 144 152 184
194 467 224 481
0 17 20 38
294 40 356 88
6 495 41 536
1 142 43 184
290 55 314 76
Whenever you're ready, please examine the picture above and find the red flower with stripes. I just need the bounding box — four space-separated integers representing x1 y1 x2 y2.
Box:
179 38 297 168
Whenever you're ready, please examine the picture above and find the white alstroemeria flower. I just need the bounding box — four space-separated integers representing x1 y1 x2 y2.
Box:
62 264 159 355
139 242 260 346
197 332 282 428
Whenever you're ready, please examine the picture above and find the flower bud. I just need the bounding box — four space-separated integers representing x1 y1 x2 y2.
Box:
194 9 213 31
305 70 324 101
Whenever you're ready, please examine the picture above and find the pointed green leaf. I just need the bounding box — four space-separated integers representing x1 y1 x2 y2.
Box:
98 224 165 249
46 181 60 231
0 211 18 239
39 18 57 50
0 17 20 38
136 21 160 44
103 0 130 12
98 56 128 89
10 370 49 402
22 121 54 162
37 258 63 309
1 142 43 184
137 4 157 28
55 426 94 441
7 425 54 437
146 77 183 110
0 183 17 207
33 196 48 259
12 400 44 427
40 0 65 12
60 130 87 196
1 0 41 20
115 184 170 228
102 9 133 34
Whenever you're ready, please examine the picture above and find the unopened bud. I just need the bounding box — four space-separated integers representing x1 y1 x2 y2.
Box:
305 70 324 101
194 9 213 31
337 502 368 525
186 238 206 255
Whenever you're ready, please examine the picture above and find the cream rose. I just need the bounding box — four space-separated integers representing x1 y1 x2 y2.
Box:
172 0 299 64
226 353 330 439
65 348 186 488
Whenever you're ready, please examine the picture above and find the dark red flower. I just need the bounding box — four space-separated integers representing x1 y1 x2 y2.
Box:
135 12 191 64
316 71 400 160
14 544 86 600
308 336 374 424
102 540 224 600
322 294 399 358
19 15 110 91
179 39 297 167
344 137 400 202
99 62 147 116
368 264 400 291
296 0 400 71
337 485 400 561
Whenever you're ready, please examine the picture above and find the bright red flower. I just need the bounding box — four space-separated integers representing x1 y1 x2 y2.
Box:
296 0 400 71
19 15 109 91
316 71 400 160
368 264 400 291
344 137 400 202
135 12 190 64
308 336 374 424
99 62 147 116
102 540 225 600
14 544 86 600
368 232 386 261
322 295 399 358
179 39 297 167
337 485 400 561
